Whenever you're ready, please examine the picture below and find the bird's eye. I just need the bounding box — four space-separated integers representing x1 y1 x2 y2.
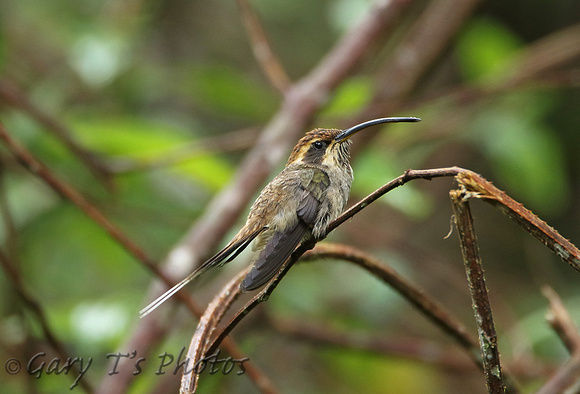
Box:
313 141 325 150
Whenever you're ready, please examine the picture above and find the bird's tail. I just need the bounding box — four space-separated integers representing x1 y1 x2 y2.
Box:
139 226 266 318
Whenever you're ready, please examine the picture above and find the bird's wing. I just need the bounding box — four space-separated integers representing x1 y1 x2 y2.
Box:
139 226 265 318
240 168 330 291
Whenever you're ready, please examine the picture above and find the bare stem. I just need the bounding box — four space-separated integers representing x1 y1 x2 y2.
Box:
450 190 505 393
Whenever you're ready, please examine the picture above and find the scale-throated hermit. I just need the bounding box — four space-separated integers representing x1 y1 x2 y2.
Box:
140 116 420 317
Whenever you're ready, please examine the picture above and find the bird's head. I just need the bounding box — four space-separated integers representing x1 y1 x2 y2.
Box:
287 117 421 168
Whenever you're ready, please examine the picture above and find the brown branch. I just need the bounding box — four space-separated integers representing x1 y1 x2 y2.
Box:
502 23 580 87
329 166 463 232
450 190 505 393
236 0 291 93
456 171 580 274
375 0 482 103
0 124 166 281
0 122 167 287
201 240 518 392
404 23 580 113
201 238 480 361
301 243 479 356
0 122 265 394
0 78 112 189
542 286 580 355
204 241 312 358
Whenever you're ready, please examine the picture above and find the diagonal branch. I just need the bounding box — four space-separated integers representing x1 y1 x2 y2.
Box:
543 286 580 355
0 123 189 301
536 286 580 394
348 0 483 153
300 243 479 356
236 0 291 93
0 78 112 189
456 171 580 274
0 122 267 394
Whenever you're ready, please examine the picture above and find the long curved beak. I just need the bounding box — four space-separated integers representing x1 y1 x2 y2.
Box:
335 117 421 143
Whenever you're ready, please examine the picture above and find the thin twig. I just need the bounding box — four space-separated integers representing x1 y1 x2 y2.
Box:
450 190 505 393
536 355 580 394
0 122 206 315
329 166 463 232
349 0 483 153
108 128 259 174
0 122 263 394
0 78 112 189
502 23 580 87
542 286 580 355
275 318 475 371
0 122 156 270
374 0 482 103
301 243 479 356
236 0 291 93
397 23 580 115
191 164 580 393
536 286 580 394
205 240 317 357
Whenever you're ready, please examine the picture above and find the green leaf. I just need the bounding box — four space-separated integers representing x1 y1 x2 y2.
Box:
469 92 568 215
353 148 433 219
320 348 443 394
321 77 373 117
70 117 234 191
182 64 279 121
456 17 523 81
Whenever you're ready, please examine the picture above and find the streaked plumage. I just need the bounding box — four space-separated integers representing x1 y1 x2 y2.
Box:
140 117 420 318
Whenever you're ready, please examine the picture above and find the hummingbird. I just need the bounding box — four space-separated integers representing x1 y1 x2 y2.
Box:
140 116 420 318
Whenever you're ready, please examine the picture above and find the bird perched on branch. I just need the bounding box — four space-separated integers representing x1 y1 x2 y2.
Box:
140 116 420 318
